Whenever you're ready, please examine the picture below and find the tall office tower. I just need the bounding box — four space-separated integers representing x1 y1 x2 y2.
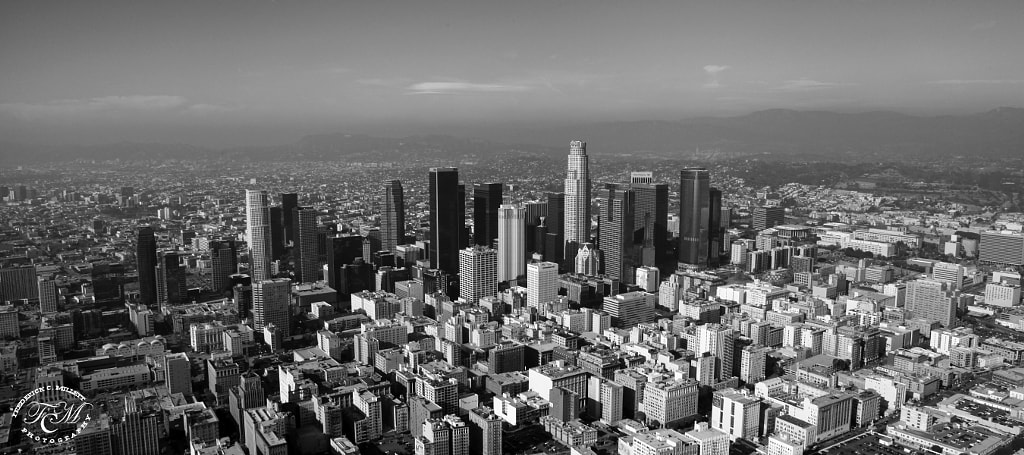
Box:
429 168 466 275
711 390 760 441
564 141 592 266
740 345 769 384
524 201 548 254
575 243 601 276
630 175 669 272
383 180 406 253
696 324 736 382
280 193 298 247
473 183 503 247
111 411 161 455
164 352 192 395
136 226 158 306
38 276 59 313
468 407 503 455
327 235 363 294
708 188 724 267
497 204 526 282
980 231 1024 265
209 240 238 294
752 206 785 231
906 278 959 328
269 206 284 259
545 192 566 265
253 279 291 338
294 207 319 283
678 168 711 267
155 252 187 306
527 262 559 313
245 190 273 281
597 185 637 284
459 247 497 304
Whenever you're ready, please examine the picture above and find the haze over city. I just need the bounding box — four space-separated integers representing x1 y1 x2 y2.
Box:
2 0 1024 147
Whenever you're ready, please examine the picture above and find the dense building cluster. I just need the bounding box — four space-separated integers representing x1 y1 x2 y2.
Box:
1 142 1024 455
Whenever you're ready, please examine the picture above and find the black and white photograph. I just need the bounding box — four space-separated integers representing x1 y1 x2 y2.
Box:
1 1 1024 455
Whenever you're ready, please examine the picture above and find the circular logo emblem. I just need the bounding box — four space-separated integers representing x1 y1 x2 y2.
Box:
12 386 93 445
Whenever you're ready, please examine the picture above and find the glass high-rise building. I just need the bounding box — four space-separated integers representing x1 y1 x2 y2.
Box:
209 240 237 294
597 184 636 284
245 190 272 281
678 168 710 267
630 175 669 273
383 180 405 253
253 278 291 336
497 204 526 282
473 182 503 248
564 141 591 267
136 226 157 305
429 168 466 275
294 207 319 283
545 192 565 265
280 193 298 246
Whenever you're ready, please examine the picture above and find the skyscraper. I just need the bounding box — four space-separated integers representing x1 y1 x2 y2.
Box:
383 180 405 253
678 168 711 267
136 226 157 306
459 247 497 304
280 193 298 247
327 235 364 294
630 175 669 272
696 323 736 382
527 262 559 314
545 192 566 265
245 190 272 281
498 204 526 282
429 168 466 275
524 201 548 255
209 240 238 294
564 141 591 266
164 352 192 396
708 188 724 267
473 183 503 247
253 278 291 337
38 276 59 313
294 207 319 283
597 185 637 284
269 206 284 259
155 252 186 306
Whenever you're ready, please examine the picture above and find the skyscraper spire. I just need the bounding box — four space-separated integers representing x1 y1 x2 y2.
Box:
564 140 591 270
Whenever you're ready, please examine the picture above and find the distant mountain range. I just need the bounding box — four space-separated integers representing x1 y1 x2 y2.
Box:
2 108 1022 163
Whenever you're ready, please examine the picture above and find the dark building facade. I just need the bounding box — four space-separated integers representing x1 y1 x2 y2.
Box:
136 227 157 306
429 168 466 275
473 182 503 248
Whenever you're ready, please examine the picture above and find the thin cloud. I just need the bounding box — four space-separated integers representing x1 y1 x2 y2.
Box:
406 81 531 95
929 79 1024 85
773 79 852 91
703 65 730 89
703 65 730 75
0 95 231 120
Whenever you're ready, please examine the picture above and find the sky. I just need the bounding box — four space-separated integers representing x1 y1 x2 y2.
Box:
1 0 1023 146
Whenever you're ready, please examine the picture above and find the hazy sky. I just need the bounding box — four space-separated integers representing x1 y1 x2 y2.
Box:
2 0 1022 146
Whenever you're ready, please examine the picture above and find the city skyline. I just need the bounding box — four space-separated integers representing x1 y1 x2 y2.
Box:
2 1 1023 146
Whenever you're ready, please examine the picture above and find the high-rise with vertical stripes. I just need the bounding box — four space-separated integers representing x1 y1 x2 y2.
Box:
136 226 157 305
383 180 405 253
498 204 526 282
245 190 272 281
429 167 465 275
294 206 319 283
678 168 711 267
564 141 591 271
